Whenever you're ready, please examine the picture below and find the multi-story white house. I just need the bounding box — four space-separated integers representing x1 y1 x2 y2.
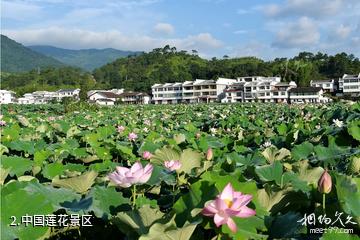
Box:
224 79 297 103
119 92 150 104
57 89 80 100
339 74 360 96
152 83 183 104
237 76 281 102
182 79 219 103
17 93 35 104
224 82 245 103
271 82 297 103
0 90 16 104
151 78 236 104
31 91 59 104
310 79 336 93
288 87 330 103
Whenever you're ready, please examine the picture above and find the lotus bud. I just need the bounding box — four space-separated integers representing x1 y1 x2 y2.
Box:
318 169 332 194
142 151 152 160
206 148 213 161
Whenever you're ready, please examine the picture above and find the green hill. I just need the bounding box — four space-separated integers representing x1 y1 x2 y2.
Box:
0 35 65 73
93 46 360 91
2 43 359 95
28 45 142 71
1 66 96 96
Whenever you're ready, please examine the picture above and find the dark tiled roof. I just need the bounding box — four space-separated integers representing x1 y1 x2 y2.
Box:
311 79 333 83
275 82 290 86
96 98 115 102
119 92 149 97
343 75 358 79
93 92 121 98
58 89 78 92
289 87 322 93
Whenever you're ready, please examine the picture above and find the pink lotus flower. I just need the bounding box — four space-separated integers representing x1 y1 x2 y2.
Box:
202 183 256 233
318 169 332 194
108 162 153 188
117 125 125 133
128 132 138 141
0 120 6 126
48 116 56 121
164 160 182 171
142 151 152 160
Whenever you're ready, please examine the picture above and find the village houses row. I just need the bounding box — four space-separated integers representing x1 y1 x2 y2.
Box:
1 73 359 105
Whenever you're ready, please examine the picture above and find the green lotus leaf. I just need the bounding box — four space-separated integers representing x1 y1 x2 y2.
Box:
88 186 130 220
173 133 186 144
112 205 165 237
255 161 283 185
348 120 360 142
0 167 10 185
1 189 53 240
179 149 203 174
291 141 314 161
0 156 32 177
150 146 181 165
139 217 197 240
52 171 98 194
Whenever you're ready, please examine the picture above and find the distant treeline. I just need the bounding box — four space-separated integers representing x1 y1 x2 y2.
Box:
2 45 360 95
1 67 96 96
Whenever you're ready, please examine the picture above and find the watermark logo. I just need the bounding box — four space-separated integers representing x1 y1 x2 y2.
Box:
297 211 356 234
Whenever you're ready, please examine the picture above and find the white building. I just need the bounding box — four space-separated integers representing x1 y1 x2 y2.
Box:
224 79 297 103
224 82 245 103
288 87 330 104
271 82 297 103
119 92 150 104
17 93 35 104
31 91 58 104
0 90 16 104
182 79 219 104
152 83 183 104
88 91 121 105
88 91 150 105
310 79 336 93
151 78 236 104
237 76 281 102
339 74 360 96
57 89 80 100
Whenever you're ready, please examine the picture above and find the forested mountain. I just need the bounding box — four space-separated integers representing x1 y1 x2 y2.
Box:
0 35 65 73
3 44 360 95
28 45 142 71
93 45 360 91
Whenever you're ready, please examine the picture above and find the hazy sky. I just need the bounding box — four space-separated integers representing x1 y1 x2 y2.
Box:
2 0 360 59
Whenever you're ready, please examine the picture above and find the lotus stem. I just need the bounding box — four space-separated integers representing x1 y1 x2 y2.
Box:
132 185 137 208
322 193 326 213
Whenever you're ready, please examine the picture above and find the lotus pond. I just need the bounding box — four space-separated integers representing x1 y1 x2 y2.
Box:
1 103 360 240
